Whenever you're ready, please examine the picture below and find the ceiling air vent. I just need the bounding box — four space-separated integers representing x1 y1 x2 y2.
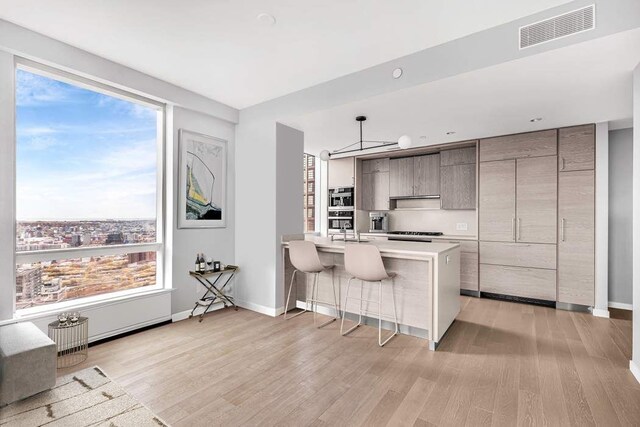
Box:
519 5 595 49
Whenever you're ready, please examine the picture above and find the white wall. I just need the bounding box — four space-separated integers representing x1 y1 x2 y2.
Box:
594 122 610 317
0 22 239 341
169 106 236 317
234 121 304 315
235 120 278 314
275 123 304 308
609 128 633 307
0 50 15 321
632 63 640 382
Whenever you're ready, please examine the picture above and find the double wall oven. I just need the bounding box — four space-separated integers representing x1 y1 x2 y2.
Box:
328 187 354 233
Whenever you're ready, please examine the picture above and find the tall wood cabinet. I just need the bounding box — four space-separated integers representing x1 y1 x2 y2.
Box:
557 125 595 306
479 140 557 243
478 130 559 302
478 126 595 306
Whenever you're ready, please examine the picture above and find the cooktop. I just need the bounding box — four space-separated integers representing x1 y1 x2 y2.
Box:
388 231 444 236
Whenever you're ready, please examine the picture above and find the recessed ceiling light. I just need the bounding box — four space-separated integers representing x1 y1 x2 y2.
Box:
256 13 276 26
419 136 427 140
446 131 456 135
392 68 403 79
530 117 543 122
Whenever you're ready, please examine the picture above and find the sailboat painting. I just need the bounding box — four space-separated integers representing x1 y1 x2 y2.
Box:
179 130 227 228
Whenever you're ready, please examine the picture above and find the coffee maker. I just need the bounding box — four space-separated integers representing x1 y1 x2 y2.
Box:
369 212 389 233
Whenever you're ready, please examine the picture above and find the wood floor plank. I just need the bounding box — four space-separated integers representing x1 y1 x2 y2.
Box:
54 297 636 427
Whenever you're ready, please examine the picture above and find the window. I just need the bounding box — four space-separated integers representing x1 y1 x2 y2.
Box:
303 154 316 232
15 63 164 313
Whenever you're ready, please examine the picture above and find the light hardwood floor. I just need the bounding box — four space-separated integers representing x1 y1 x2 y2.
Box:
59 297 640 426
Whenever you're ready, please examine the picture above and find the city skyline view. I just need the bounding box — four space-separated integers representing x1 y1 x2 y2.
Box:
16 68 159 221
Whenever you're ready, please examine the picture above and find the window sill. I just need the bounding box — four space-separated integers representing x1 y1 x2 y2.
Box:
4 287 173 326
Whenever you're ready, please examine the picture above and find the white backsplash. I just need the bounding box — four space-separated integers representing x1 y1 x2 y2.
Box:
387 208 477 236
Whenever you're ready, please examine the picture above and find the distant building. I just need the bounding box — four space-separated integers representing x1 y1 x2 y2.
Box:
39 278 66 303
16 267 42 301
128 252 157 264
83 232 92 246
106 232 124 245
71 234 82 247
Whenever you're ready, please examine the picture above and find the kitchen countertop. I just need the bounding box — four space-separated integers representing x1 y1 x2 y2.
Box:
282 235 459 259
359 232 478 241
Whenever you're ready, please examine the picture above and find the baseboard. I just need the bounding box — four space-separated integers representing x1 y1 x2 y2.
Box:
608 301 633 311
592 308 610 318
171 302 224 322
631 360 640 385
88 315 171 343
235 300 281 317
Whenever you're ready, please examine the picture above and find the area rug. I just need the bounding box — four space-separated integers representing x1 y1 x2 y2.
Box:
0 366 168 426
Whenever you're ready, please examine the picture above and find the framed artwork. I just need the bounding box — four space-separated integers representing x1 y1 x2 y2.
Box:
178 129 227 228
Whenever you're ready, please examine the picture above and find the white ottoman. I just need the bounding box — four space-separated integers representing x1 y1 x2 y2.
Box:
0 322 57 406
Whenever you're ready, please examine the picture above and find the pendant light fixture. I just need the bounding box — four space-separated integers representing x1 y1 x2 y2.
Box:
319 116 412 161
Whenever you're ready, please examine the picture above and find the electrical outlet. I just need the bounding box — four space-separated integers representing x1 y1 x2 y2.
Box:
456 223 468 231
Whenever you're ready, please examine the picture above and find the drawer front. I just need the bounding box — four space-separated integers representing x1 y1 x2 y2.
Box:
479 242 556 270
480 264 556 301
461 252 479 291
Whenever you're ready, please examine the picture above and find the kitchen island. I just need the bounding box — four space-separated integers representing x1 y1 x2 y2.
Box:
281 236 460 350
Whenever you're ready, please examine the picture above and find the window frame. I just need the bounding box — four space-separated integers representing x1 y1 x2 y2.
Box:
13 59 167 317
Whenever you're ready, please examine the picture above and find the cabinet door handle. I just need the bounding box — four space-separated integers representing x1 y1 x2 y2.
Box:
561 218 566 242
517 218 521 241
512 218 516 241
561 157 566 171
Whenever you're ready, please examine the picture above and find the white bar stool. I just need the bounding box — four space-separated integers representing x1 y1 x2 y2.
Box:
284 240 339 328
341 244 399 346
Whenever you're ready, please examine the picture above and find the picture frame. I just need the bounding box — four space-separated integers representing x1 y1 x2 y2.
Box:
178 129 227 228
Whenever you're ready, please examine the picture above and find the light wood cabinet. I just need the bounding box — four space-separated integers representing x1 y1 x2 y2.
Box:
440 146 476 166
461 252 479 291
362 158 389 173
361 171 389 211
440 164 476 210
559 125 595 171
558 170 595 306
480 156 557 243
479 242 556 270
479 160 516 242
480 264 556 301
328 157 355 188
389 157 414 198
413 154 440 196
516 156 557 243
479 130 557 162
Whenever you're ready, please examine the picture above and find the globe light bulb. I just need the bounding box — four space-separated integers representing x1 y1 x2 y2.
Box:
319 150 331 161
398 135 412 149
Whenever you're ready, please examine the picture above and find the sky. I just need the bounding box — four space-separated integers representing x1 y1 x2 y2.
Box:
16 69 158 220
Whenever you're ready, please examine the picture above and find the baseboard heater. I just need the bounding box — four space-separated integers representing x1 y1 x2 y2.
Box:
480 292 555 308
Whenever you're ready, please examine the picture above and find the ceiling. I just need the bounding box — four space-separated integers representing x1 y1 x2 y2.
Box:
0 0 574 109
285 29 640 156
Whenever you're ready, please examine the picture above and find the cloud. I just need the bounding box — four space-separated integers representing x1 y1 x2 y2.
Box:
16 70 75 107
19 136 66 151
96 94 158 120
17 126 59 137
